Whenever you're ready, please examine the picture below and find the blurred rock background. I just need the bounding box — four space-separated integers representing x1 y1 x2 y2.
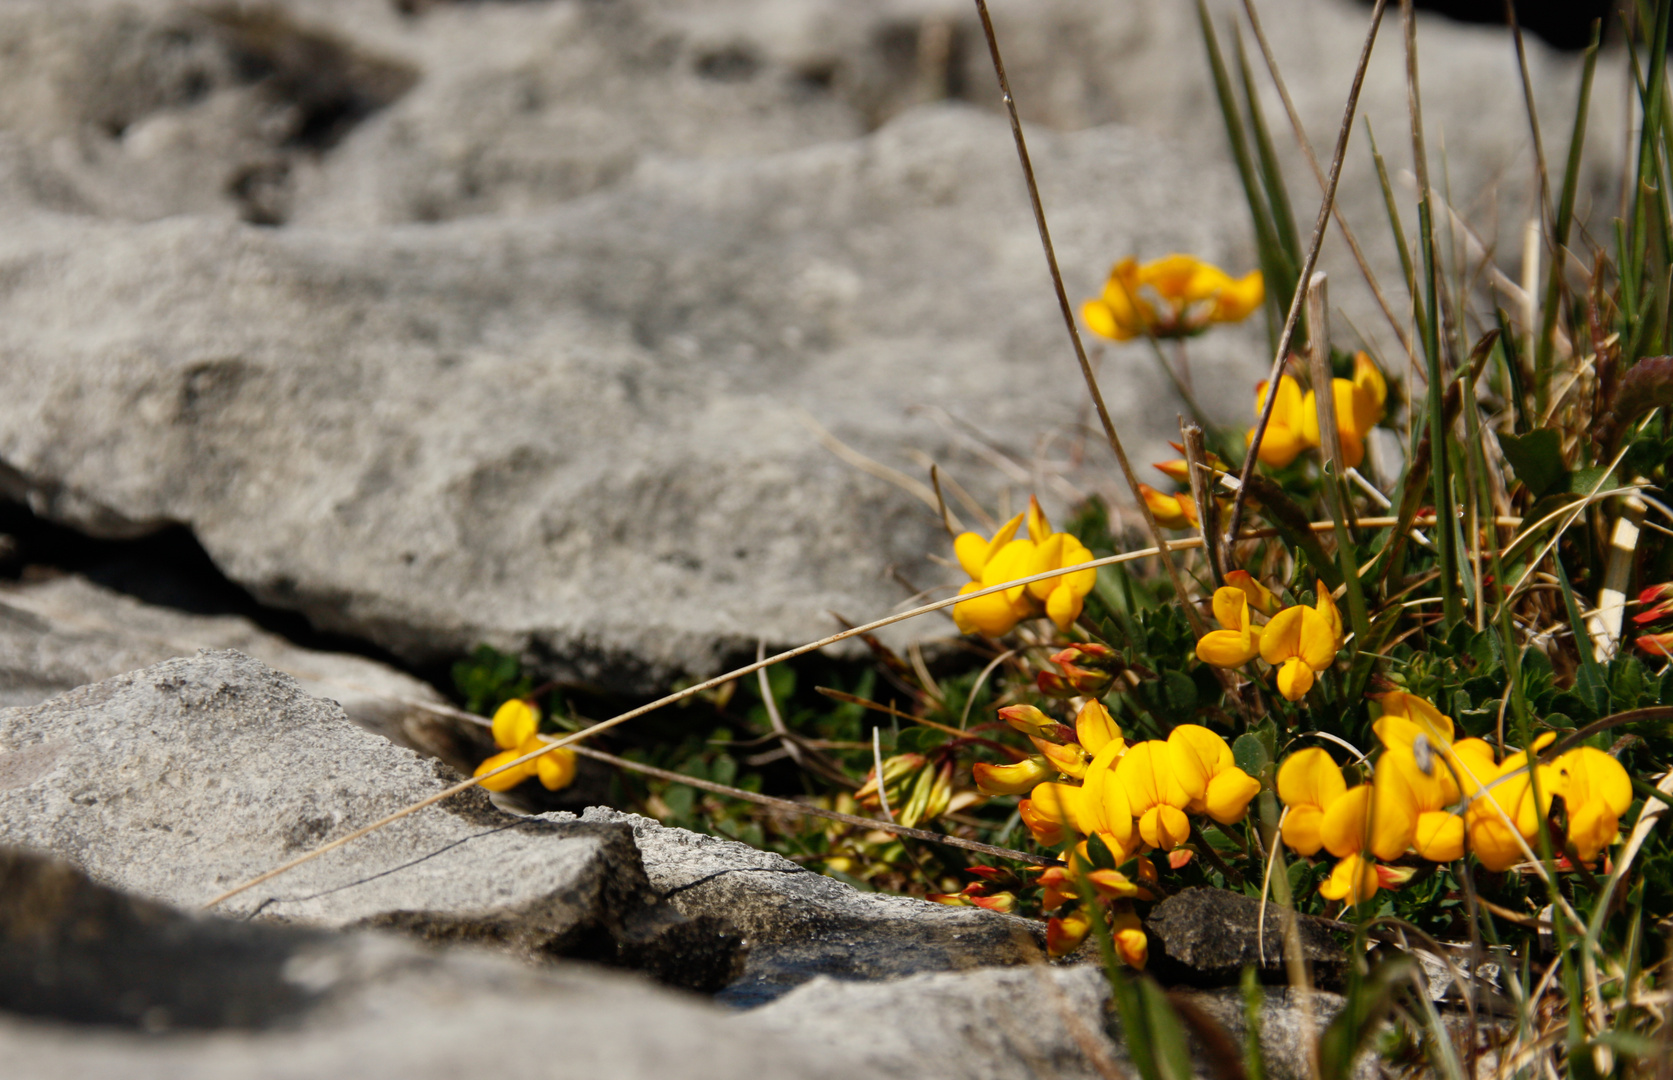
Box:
0 0 1623 688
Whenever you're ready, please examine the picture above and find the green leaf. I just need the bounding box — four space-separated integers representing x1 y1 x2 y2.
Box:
1499 428 1567 498
1162 669 1199 719
1565 464 1615 495
1233 733 1271 779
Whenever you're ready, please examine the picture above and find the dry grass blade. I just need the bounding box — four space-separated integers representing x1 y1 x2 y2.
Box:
970 0 1206 635
1226 0 1390 540
795 408 942 513
202 539 1210 908
1238 0 1415 363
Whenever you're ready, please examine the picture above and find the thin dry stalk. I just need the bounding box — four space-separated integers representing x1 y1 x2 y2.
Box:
563 740 1052 866
201 540 1208 908
1238 0 1415 362
1226 0 1389 540
971 0 1205 634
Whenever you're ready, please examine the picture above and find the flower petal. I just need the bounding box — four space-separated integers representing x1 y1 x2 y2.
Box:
1317 853 1379 905
954 532 991 579
973 757 1056 796
1412 810 1465 862
1075 700 1122 757
491 699 539 751
1277 748 1347 811
1259 606 1307 666
474 749 534 792
1281 805 1327 856
1203 768 1261 825
1211 586 1249 632
1196 626 1261 668
1138 804 1192 850
1274 656 1315 701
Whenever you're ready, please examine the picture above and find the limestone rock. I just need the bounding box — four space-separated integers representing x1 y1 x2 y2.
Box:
574 806 1046 1004
0 573 439 737
0 846 836 1080
0 650 741 991
740 964 1120 1080
1144 887 1347 987
0 0 1617 691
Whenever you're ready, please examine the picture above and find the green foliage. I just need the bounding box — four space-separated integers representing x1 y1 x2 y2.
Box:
451 644 532 715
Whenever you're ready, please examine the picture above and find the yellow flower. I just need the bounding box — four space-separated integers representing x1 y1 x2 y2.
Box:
973 756 1056 796
1082 255 1263 341
1369 693 1512 862
1167 725 1262 825
1022 782 1094 845
951 510 1036 637
1250 353 1387 471
1074 699 1125 758
1111 726 1259 849
1026 530 1098 631
1078 740 1139 860
1554 747 1632 866
1047 909 1093 957
1276 747 1347 856
1300 353 1388 470
1258 583 1343 701
474 699 579 793
1137 483 1198 530
1316 781 1417 905
1248 376 1310 468
1196 586 1263 668
1114 740 1193 850
1111 909 1149 969
952 497 1093 635
1463 738 1558 873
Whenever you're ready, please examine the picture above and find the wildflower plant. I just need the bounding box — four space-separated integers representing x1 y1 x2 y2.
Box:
433 2 1673 1073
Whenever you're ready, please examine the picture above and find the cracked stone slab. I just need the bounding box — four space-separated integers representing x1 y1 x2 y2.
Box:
1144 886 1348 988
571 807 1045 1005
0 573 443 743
738 962 1381 1080
0 846 839 1080
0 650 742 991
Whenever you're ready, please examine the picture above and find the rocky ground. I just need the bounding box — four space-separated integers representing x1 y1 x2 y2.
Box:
0 0 1587 1074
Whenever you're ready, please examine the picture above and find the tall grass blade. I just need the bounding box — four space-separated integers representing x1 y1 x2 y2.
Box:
1235 28 1302 274
1197 0 1291 348
1368 122 1431 357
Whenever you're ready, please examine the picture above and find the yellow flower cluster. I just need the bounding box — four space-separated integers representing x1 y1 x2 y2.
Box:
952 497 1096 637
1249 352 1387 470
473 699 578 793
975 699 1261 960
1277 693 1632 904
1082 254 1263 341
1195 575 1344 701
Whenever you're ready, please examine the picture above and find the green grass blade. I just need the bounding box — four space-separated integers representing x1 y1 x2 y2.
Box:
1235 27 1302 274
1197 0 1290 350
1368 122 1431 354
1532 18 1596 416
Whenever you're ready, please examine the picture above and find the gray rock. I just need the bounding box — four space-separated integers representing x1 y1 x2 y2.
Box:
1145 887 1347 987
0 846 841 1080
738 959 1379 1080
0 573 442 740
0 100 1255 689
0 650 742 991
741 964 1122 1080
0 0 1617 692
1162 986 1375 1080
573 806 1047 1005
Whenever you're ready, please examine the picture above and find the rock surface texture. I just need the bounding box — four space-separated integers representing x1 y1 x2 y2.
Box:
0 847 844 1080
0 0 1610 688
575 806 1046 1004
0 650 741 990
